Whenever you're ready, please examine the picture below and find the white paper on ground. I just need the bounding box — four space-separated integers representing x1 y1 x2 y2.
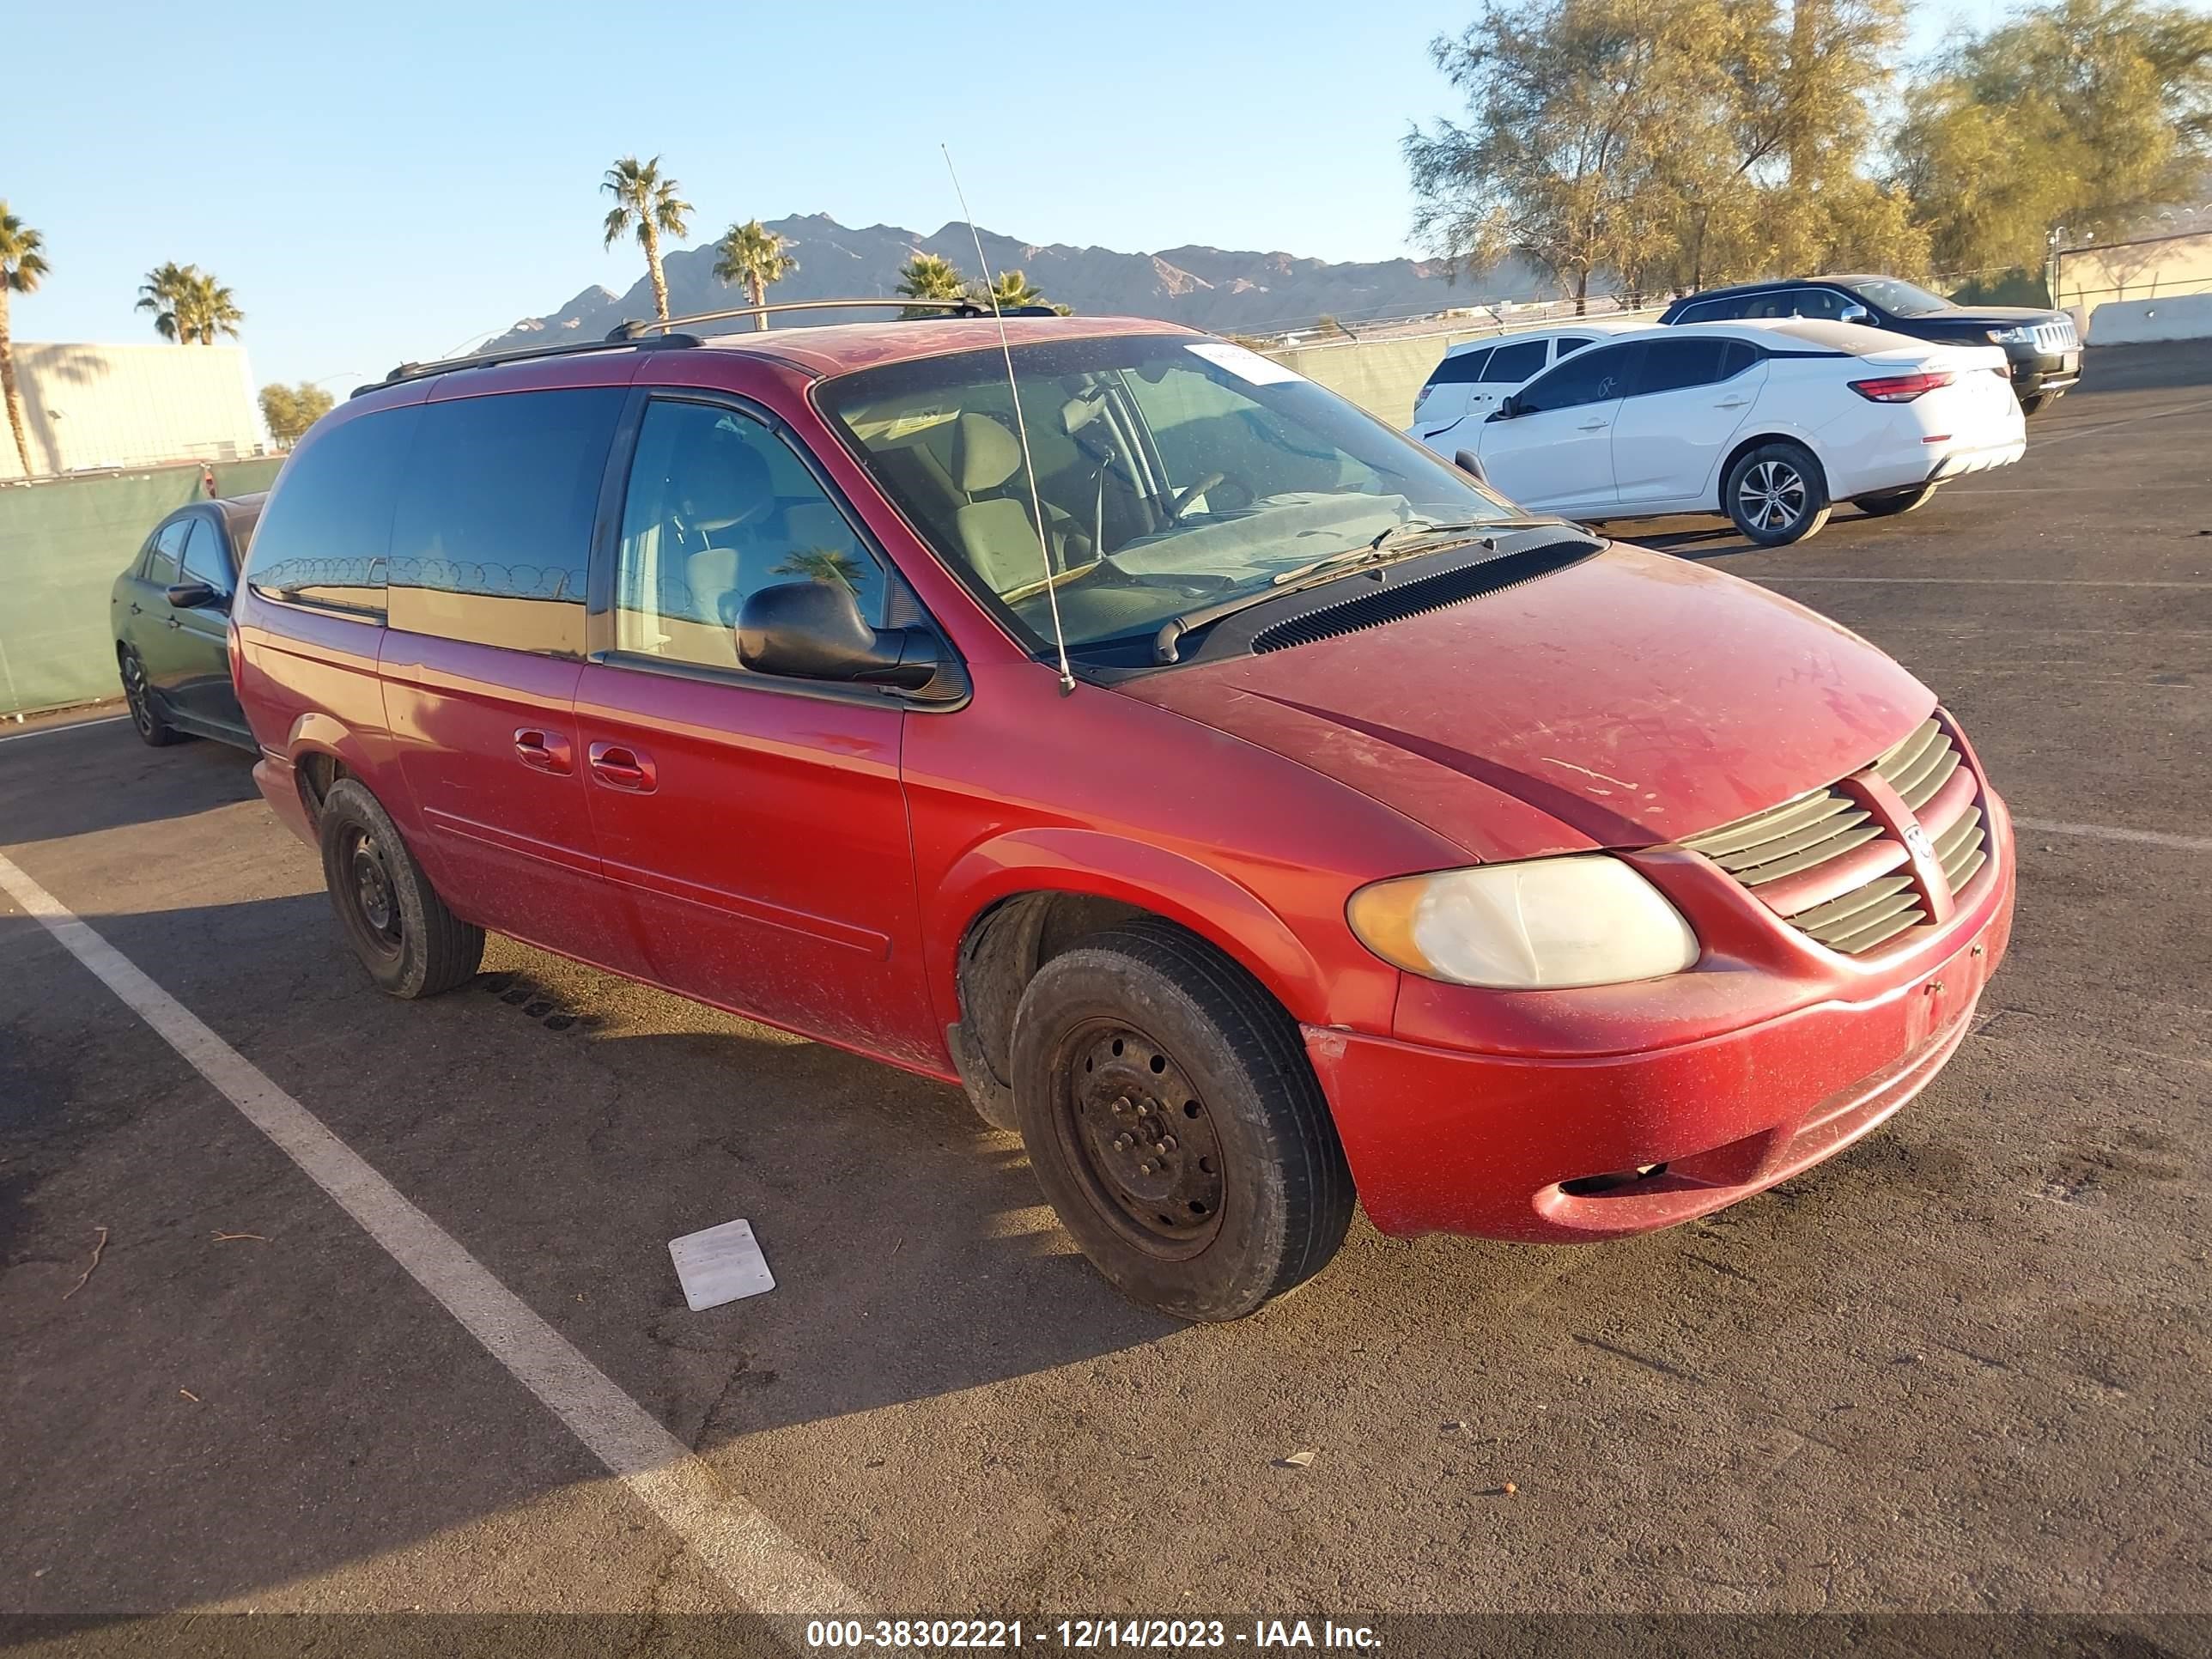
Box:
668 1218 775 1311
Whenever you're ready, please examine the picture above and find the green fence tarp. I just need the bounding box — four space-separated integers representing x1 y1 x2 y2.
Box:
0 458 286 717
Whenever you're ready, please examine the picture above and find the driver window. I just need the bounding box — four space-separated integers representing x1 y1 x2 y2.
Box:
614 399 885 672
1514 343 1638 414
179 516 234 595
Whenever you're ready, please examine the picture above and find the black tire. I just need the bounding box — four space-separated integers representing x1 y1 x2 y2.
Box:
119 648 185 747
318 778 483 999
1723 441 1832 547
2018 392 2049 418
1852 483 1940 519
1008 919 1354 1322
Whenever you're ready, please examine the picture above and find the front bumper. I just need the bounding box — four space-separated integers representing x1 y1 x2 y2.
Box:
2010 349 2080 401
1303 781 2015 1243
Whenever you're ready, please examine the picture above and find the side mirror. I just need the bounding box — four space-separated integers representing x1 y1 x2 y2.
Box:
1839 304 1870 325
1452 448 1491 487
1488 396 1518 422
738 580 940 691
165 580 223 610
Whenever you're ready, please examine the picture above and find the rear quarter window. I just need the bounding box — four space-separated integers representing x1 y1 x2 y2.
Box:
1482 339 1547 384
246 405 422 616
1424 348 1494 388
385 387 623 656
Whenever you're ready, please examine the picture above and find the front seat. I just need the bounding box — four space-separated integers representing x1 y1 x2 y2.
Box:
672 425 777 625
945 413 1072 592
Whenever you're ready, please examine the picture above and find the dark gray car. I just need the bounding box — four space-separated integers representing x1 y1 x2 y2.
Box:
110 494 264 750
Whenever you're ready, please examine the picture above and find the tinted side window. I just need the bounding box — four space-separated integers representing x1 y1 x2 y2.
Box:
386 387 623 657
1553 336 1594 359
246 406 422 615
1425 348 1493 388
613 399 887 674
1632 338 1732 396
1679 297 1741 324
1720 339 1759 379
1483 339 1547 384
1516 343 1639 414
179 516 233 594
146 520 191 585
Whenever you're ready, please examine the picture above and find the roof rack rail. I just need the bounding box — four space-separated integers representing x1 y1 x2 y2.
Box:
355 332 702 398
605 296 1065 340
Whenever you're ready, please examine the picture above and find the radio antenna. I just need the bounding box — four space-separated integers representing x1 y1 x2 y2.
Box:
942 143 1075 696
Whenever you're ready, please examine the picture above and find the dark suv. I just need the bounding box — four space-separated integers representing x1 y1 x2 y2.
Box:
1659 276 2081 415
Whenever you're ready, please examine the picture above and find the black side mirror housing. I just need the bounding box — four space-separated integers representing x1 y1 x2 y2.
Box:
1452 448 1490 487
165 580 222 610
1489 396 1518 422
738 580 940 691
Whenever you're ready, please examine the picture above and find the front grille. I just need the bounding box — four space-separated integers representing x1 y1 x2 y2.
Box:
2033 315 2079 352
1679 716 1990 957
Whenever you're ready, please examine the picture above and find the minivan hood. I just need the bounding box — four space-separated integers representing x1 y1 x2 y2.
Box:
1116 545 1935 863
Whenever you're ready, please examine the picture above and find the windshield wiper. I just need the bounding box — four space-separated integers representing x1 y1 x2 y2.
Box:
1268 519 1492 586
1152 521 1518 665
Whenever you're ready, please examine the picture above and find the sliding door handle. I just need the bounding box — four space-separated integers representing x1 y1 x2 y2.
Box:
514 729 574 775
588 741 657 793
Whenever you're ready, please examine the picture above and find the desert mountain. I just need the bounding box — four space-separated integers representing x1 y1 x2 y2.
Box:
486 213 1537 349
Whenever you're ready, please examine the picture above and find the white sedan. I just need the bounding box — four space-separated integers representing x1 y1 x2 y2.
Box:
1450 319 2025 545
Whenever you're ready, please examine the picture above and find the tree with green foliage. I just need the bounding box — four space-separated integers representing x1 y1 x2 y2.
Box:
966 267 1068 313
713 220 798 330
1893 0 2212 274
1 203 48 477
601 155 692 322
895 252 966 318
137 263 243 343
258 380 335 447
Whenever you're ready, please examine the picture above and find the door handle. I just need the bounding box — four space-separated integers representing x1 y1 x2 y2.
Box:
588 741 657 793
514 728 574 775
165 616 183 629
1577 420 1610 430
129 602 143 615
1716 398 1751 409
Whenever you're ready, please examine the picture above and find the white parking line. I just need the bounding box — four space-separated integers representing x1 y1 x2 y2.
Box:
0 714 130 746
2014 817 2212 853
0 848 864 1619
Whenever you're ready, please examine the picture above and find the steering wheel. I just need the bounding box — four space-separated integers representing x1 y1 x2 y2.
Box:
1166 472 1227 523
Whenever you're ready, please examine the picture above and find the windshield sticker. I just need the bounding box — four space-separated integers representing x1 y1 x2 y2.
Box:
1186 342 1304 386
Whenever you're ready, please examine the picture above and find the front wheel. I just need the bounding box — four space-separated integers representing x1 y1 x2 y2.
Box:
1008 920 1354 1322
1853 483 1940 519
1724 441 1832 547
318 778 483 999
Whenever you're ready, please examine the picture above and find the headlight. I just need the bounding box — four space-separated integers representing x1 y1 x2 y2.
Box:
1986 325 2036 344
1346 856 1699 989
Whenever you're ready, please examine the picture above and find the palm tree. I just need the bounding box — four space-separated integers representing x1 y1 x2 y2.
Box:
180 269 243 343
137 264 244 344
712 220 798 330
895 252 966 319
968 268 1064 314
775 548 865 591
601 155 692 322
136 261 196 342
0 203 49 478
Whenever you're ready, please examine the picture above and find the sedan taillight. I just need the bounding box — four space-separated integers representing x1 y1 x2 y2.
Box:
1849 370 1954 403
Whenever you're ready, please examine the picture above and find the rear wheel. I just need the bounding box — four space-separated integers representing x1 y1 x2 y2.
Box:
1724 441 1832 547
1853 483 1940 518
119 649 185 747
318 779 483 999
1008 920 1353 1322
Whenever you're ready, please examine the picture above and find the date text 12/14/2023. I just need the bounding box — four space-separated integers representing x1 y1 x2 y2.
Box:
805 1619 1382 1650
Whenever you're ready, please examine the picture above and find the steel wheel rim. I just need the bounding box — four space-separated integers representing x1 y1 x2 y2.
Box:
342 827 404 958
1055 1020 1226 1259
1740 460 1807 532
123 658 155 737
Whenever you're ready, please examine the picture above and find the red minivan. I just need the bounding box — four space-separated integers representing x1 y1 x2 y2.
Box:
230 308 2014 1321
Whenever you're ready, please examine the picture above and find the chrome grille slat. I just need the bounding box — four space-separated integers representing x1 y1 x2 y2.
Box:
1679 715 1989 958
1733 822 1886 886
1790 873 1917 935
1682 789 1854 861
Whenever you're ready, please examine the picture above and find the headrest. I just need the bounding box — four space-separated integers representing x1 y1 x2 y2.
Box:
951 413 1023 493
678 427 773 532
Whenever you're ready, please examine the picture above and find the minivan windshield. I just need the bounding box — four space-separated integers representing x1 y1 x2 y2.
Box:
816 334 1530 659
1848 277 1952 318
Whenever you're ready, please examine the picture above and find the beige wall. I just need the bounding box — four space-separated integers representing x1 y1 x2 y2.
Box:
1 342 273 483
2057 233 2212 327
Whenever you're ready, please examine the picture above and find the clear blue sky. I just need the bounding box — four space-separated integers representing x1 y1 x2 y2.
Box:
15 0 2010 391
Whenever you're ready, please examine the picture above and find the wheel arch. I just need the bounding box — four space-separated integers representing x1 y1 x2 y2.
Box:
1717 429 1829 515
